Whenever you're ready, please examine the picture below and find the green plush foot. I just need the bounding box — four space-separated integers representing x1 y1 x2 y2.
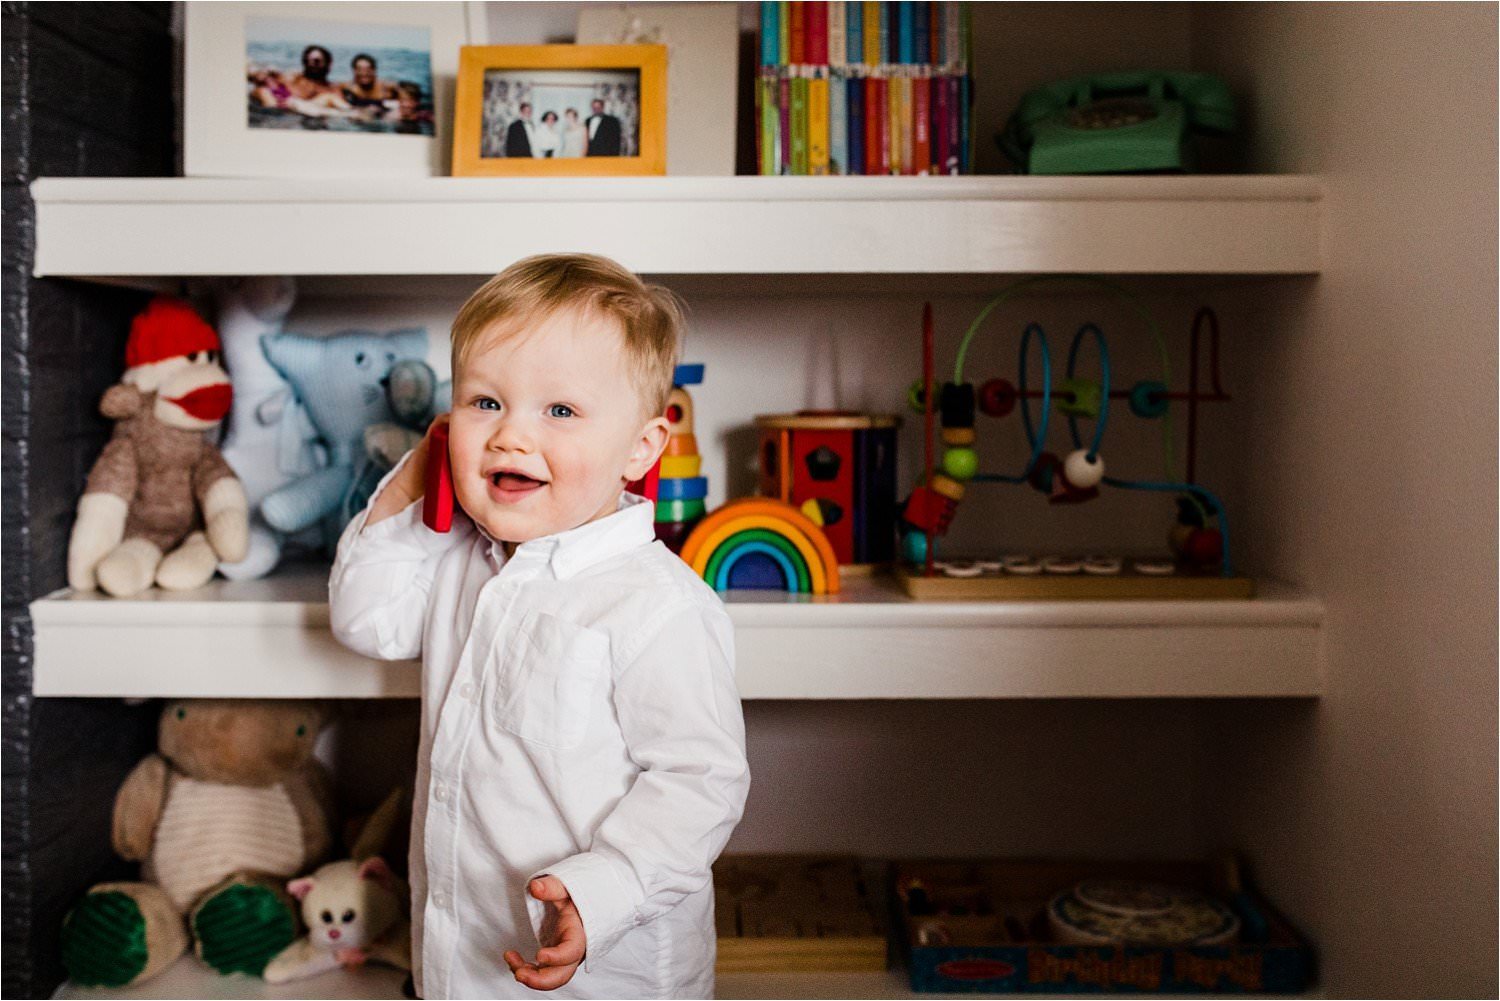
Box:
61 891 150 987
192 881 296 977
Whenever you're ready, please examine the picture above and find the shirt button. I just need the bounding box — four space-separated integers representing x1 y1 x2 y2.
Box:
433 783 449 803
460 682 476 700
432 890 449 909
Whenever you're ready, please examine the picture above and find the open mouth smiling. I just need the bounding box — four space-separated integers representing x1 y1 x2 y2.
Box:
485 467 548 502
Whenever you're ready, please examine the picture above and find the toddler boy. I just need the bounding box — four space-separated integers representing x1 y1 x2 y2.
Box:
330 254 750 999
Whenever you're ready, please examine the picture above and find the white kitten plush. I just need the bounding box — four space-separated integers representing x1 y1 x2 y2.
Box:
262 856 410 983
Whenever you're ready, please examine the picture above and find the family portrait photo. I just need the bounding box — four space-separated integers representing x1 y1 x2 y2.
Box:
245 16 436 135
479 68 641 159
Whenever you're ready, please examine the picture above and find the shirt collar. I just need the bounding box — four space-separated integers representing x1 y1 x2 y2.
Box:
479 491 655 580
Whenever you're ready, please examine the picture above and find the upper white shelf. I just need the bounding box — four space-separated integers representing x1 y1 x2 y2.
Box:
31 562 1324 701
30 175 1322 282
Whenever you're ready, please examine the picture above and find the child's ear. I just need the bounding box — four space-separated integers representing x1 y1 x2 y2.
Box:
623 414 670 483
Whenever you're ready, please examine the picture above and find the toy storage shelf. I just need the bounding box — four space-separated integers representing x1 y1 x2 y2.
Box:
29 175 1323 283
51 963 1327 999
50 957 1026 999
30 563 1324 700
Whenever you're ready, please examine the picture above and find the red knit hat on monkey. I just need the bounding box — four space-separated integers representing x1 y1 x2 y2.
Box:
125 296 221 370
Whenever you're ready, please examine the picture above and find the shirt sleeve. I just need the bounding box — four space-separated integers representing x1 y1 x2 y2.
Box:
327 450 471 662
527 601 750 970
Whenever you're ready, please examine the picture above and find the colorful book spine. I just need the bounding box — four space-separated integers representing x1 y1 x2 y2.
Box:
790 1 805 64
790 67 810 175
828 2 845 68
846 2 863 66
756 2 970 175
828 67 847 174
807 1 827 65
959 71 970 173
927 1 939 64
895 68 912 174
913 2 929 68
847 70 865 175
808 66 830 175
945 73 960 174
944 2 960 69
759 72 778 174
933 70 949 173
786 72 798 173
779 1 792 65
912 65 931 174
761 3 779 65
958 1 970 68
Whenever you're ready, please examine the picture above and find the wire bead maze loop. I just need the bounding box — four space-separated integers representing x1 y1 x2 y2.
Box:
1065 322 1111 463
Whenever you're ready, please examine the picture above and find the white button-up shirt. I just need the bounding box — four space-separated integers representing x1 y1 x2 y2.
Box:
329 468 750 999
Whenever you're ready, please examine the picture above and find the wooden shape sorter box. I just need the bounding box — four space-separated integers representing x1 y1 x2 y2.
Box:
755 413 899 568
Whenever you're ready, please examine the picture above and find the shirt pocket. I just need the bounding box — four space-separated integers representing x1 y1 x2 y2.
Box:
491 610 610 750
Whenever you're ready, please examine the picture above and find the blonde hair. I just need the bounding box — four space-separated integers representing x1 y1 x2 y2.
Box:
451 254 685 419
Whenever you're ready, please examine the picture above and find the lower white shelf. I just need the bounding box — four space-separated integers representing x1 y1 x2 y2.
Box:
49 958 1001 1000
30 563 1324 700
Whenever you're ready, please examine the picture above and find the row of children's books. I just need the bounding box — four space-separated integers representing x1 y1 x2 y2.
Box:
760 1 972 70
756 65 973 176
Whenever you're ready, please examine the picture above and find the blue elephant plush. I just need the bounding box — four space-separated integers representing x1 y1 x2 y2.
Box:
259 328 430 547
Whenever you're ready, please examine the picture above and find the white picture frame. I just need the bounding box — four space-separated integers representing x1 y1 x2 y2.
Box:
576 2 740 177
184 1 469 178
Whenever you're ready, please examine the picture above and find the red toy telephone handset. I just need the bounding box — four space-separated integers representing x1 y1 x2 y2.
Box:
422 421 455 532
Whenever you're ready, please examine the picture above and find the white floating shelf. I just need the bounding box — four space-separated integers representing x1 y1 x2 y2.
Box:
32 563 1323 701
52 956 981 1000
30 175 1322 282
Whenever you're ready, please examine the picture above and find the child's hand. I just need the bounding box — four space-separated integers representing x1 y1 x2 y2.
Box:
365 414 448 527
503 876 586 991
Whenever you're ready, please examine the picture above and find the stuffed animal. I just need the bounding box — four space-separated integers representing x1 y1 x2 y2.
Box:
257 328 429 547
213 277 327 581
67 297 250 597
263 788 412 984
60 700 334 988
343 358 450 524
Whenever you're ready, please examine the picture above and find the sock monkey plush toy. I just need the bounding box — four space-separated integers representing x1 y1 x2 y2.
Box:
67 297 249 597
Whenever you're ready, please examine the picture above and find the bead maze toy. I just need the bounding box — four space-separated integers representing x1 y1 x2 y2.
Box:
755 411 899 569
680 498 841 595
897 279 1252 600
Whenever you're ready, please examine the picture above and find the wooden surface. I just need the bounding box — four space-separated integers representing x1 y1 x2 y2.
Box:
898 566 1257 600
715 856 886 972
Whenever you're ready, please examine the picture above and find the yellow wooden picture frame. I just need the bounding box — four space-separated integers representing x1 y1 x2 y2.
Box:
451 45 667 176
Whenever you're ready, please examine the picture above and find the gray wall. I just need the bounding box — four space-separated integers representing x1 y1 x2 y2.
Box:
1 4 174 996
1190 5 1499 995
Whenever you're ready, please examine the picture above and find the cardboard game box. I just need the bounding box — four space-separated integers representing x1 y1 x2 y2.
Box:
893 858 1312 994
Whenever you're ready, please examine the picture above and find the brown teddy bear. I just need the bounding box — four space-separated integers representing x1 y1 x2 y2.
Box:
67 296 249 597
60 700 334 988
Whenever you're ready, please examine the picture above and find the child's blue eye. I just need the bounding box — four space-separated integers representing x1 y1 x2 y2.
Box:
474 397 500 411
548 404 575 419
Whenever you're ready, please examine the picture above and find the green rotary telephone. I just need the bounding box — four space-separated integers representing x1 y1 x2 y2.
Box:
998 72 1236 174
